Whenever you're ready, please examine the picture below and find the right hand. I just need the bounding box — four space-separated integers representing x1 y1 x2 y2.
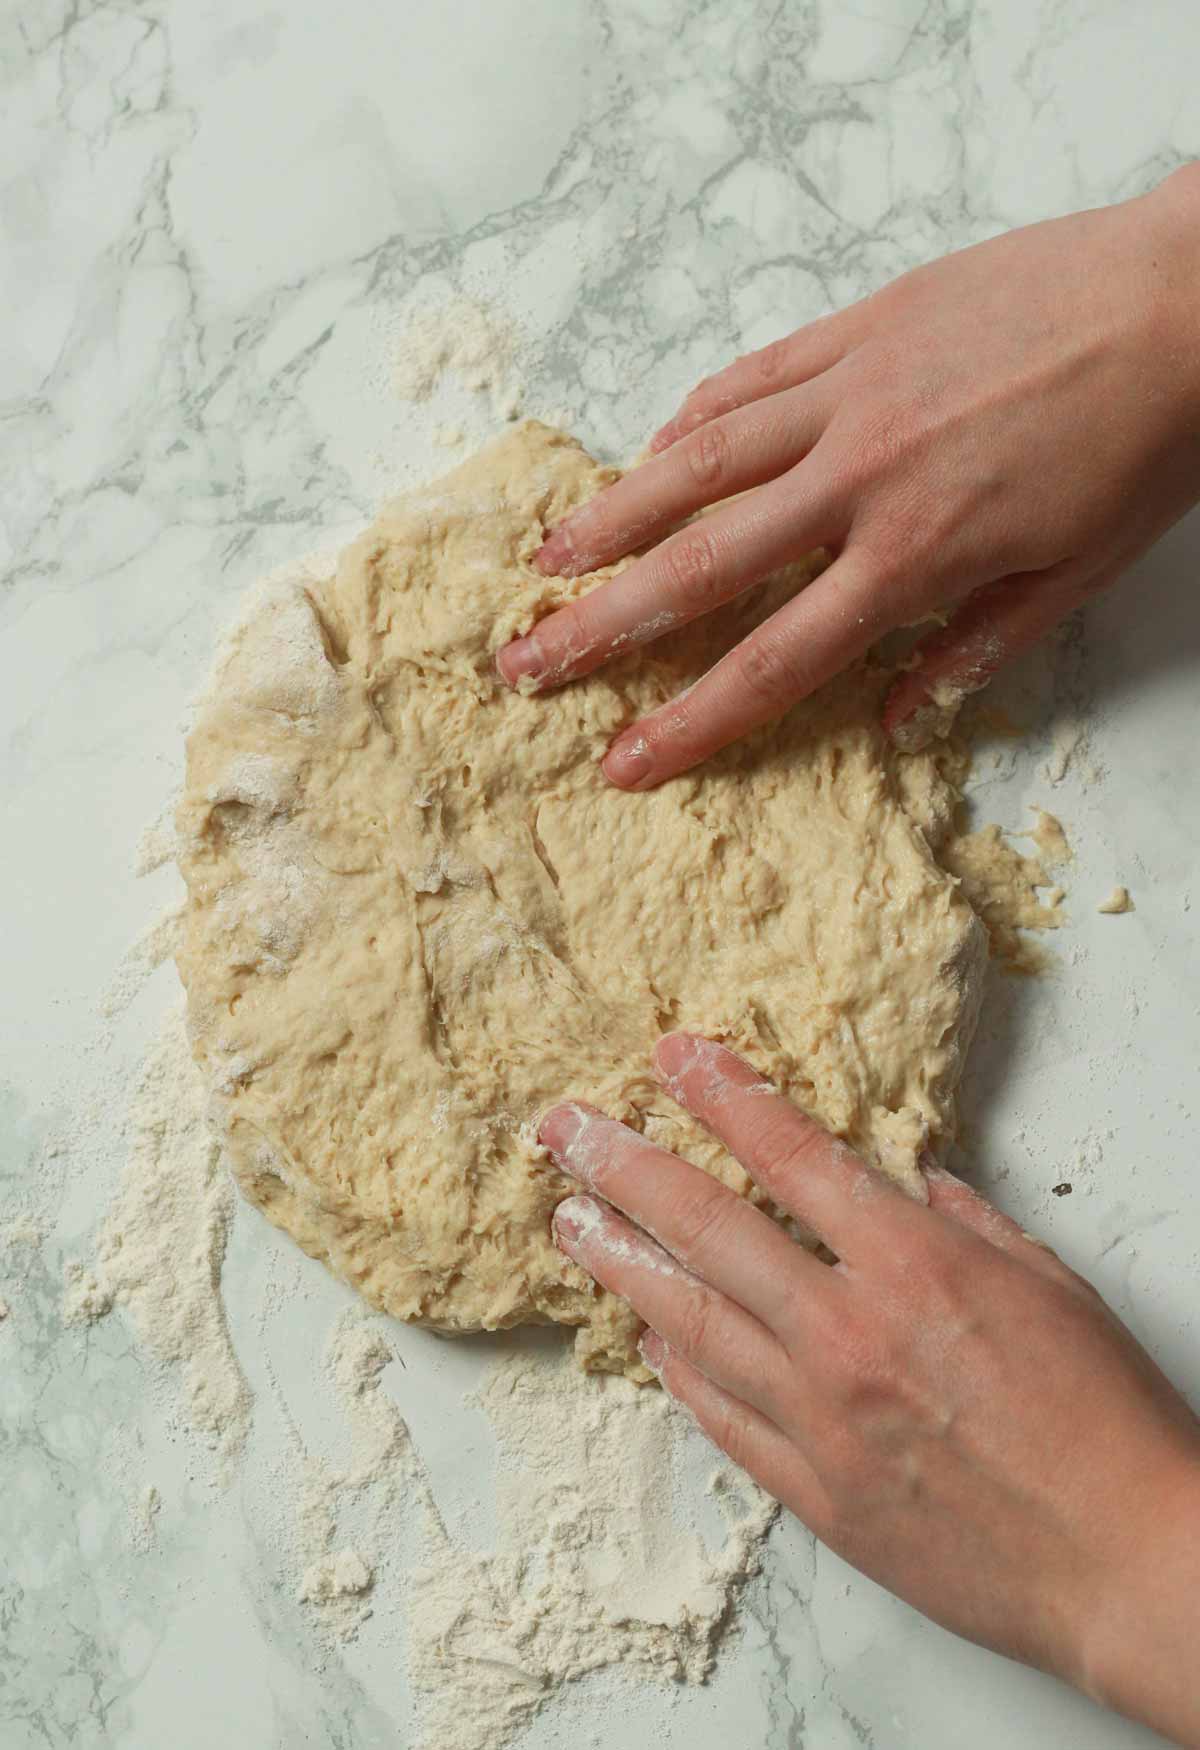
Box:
499 164 1200 786
545 1035 1200 1747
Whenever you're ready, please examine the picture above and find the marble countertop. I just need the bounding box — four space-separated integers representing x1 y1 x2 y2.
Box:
3 1 1199 1746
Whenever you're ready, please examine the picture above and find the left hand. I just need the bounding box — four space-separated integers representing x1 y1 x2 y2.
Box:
543 1034 1200 1742
499 168 1200 785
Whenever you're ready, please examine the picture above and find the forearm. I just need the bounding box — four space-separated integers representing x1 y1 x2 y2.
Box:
1143 163 1200 439
1076 1451 1200 1746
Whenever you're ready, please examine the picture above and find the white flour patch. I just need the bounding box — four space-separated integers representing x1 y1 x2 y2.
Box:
298 1547 375 1604
392 296 519 405
404 1348 777 1750
99 901 185 1019
81 1005 777 1736
389 294 529 425
71 1003 253 1475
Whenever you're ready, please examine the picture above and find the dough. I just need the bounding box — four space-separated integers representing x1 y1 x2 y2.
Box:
176 421 985 1379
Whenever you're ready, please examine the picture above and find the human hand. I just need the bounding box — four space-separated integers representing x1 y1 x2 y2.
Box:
500 165 1200 786
544 1035 1200 1744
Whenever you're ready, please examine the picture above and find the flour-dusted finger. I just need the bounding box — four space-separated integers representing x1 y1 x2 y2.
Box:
639 1332 827 1522
552 1195 786 1415
922 1166 1076 1282
653 1035 911 1262
883 565 1107 748
648 312 863 455
532 389 829 579
600 544 893 789
540 1103 827 1329
498 463 842 694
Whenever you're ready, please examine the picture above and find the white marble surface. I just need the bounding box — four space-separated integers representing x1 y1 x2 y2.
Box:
3 1 1199 1745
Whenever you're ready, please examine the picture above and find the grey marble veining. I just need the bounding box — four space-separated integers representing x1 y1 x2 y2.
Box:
3 1 1199 1745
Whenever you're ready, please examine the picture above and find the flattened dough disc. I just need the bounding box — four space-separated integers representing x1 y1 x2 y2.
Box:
177 422 985 1378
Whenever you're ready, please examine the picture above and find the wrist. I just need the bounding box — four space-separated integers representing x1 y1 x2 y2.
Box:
1141 164 1200 428
1073 1446 1200 1745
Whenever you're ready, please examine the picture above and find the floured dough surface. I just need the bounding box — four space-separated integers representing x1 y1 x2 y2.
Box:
176 421 985 1379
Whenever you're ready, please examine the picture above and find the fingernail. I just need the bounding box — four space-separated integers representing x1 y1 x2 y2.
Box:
553 1193 602 1253
496 633 544 689
538 1101 589 1157
651 1031 696 1083
553 1201 581 1245
638 1329 666 1375
533 525 576 576
601 731 654 790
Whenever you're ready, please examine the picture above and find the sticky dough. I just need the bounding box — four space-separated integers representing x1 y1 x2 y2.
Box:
176 421 986 1379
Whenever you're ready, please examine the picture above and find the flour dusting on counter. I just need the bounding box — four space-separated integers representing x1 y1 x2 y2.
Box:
73 1001 253 1472
76 999 778 1741
406 1349 777 1750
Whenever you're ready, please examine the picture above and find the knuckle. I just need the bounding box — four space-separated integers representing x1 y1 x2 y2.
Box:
751 337 792 385
671 1184 738 1261
769 1114 840 1181
701 1398 759 1471
682 418 731 492
846 411 905 487
734 629 811 710
680 375 717 424
660 528 723 608
557 597 602 665
674 1285 717 1358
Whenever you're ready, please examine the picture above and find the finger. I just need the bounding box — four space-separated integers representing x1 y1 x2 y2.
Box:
532 390 828 578
883 565 1105 747
923 1164 1070 1280
653 1034 913 1263
600 544 893 789
648 313 861 454
640 1331 824 1518
540 1102 825 1328
498 463 841 695
552 1194 785 1414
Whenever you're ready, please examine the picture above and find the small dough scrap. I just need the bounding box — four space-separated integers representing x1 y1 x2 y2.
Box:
1098 885 1134 915
177 422 986 1379
935 826 1065 976
1029 808 1072 867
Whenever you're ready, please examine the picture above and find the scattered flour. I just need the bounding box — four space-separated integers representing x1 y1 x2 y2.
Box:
62 1259 114 1324
298 1548 375 1604
130 1484 162 1555
391 295 526 423
69 1002 253 1473
1044 712 1102 788
99 901 185 1019
134 804 178 877
404 1347 776 1750
79 995 778 1735
2 1217 44 1249
277 1310 420 1646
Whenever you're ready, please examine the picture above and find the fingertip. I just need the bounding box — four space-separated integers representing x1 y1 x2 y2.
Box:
496 633 545 690
601 730 657 790
538 1100 593 1155
532 523 580 577
553 1192 599 1248
651 1030 705 1080
638 1328 667 1376
648 419 680 455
